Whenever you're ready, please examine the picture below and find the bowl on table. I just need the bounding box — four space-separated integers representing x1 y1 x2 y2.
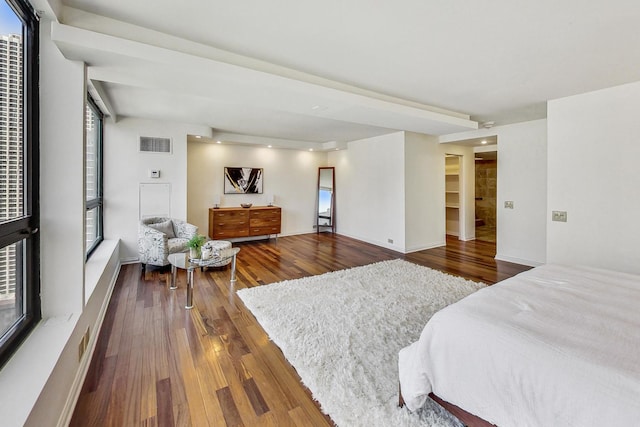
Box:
240 203 252 208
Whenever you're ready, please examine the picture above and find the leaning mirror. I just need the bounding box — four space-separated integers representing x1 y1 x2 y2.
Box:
317 167 335 233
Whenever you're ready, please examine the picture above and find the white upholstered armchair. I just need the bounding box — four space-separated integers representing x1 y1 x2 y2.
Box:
138 217 198 269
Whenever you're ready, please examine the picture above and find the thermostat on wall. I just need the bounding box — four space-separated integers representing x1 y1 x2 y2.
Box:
149 169 161 178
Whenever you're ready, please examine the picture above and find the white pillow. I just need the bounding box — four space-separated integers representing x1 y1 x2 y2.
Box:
148 220 176 238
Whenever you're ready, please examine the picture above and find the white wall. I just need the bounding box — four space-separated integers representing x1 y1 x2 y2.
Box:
440 119 548 266
495 120 547 266
40 21 85 318
404 132 446 251
104 118 210 261
187 142 327 237
547 82 640 274
329 132 406 252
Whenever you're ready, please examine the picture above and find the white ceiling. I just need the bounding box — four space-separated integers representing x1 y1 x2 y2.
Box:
33 0 640 148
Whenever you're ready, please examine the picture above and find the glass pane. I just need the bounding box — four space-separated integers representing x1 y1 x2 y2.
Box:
0 2 24 223
85 104 98 201
0 241 23 338
86 206 98 250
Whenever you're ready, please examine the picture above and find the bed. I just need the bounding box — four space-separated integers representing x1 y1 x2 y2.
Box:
398 264 640 426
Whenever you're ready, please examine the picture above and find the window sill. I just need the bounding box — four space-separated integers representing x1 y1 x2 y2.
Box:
0 312 79 427
0 239 120 427
85 239 119 303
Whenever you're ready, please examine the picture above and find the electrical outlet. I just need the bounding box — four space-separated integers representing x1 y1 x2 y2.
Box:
387 238 394 244
78 327 90 361
78 336 85 361
552 211 567 222
504 201 514 209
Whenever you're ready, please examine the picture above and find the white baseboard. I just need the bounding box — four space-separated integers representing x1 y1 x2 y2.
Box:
280 230 316 237
494 254 543 267
336 232 447 255
334 231 405 253
120 256 139 265
56 260 122 427
205 229 314 245
404 241 446 253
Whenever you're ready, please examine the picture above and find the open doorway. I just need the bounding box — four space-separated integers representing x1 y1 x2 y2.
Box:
441 136 497 247
474 151 497 242
445 154 461 238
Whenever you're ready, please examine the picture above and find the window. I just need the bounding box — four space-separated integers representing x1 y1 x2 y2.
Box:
85 95 103 257
0 0 40 367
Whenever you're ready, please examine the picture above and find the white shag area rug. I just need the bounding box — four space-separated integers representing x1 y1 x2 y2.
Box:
237 259 486 427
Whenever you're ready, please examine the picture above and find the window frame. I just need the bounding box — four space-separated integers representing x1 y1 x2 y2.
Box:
0 0 41 368
85 95 103 259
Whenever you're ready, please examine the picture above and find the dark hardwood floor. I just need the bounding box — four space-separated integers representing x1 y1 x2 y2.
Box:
70 233 530 426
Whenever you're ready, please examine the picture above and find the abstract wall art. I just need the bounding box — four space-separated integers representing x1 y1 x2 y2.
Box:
224 167 263 194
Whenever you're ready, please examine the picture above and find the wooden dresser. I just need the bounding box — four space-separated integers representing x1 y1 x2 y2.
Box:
208 206 281 239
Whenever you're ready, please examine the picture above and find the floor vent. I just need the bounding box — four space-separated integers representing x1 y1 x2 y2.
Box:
139 136 172 153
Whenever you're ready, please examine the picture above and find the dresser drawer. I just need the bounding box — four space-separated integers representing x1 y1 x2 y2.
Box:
249 208 281 220
212 210 249 221
212 217 249 228
250 225 281 236
211 229 250 238
215 221 249 231
250 217 281 227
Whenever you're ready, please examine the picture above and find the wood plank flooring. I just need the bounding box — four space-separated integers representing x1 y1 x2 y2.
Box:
70 233 531 426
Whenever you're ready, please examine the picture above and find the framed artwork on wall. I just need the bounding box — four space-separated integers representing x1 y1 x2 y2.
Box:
224 167 263 194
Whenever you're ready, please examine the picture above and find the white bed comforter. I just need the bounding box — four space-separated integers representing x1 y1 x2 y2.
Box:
398 264 640 426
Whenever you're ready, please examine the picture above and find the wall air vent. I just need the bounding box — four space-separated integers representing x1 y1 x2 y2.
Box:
139 136 172 154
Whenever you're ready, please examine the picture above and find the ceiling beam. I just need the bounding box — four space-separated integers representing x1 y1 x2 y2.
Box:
88 79 118 123
51 20 479 136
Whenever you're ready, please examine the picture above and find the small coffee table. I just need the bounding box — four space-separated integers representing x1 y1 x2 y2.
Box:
168 247 240 309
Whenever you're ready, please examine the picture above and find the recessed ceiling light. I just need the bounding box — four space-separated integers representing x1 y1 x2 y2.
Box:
309 148 314 151
481 140 487 144
267 145 272 148
216 140 222 144
195 135 201 139
335 148 339 151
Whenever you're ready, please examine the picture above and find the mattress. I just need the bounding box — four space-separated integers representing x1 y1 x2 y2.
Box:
398 264 640 426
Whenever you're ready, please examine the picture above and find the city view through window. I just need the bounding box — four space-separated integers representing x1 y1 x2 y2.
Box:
0 1 23 337
85 101 100 254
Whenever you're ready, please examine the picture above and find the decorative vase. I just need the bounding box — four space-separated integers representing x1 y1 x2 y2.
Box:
189 247 200 260
201 246 213 260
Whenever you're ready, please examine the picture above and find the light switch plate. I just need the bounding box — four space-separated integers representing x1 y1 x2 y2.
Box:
552 211 567 222
504 201 514 209
149 169 160 178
